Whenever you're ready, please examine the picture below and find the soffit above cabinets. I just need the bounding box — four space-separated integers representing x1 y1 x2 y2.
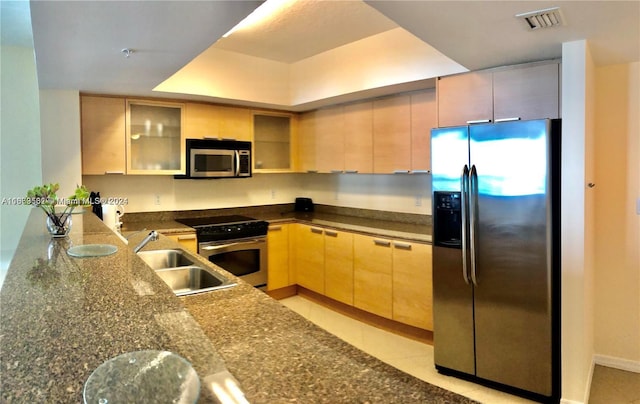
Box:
29 1 639 112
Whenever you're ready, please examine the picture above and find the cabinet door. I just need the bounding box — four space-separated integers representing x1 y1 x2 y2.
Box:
410 90 436 172
315 106 345 173
184 102 219 139
267 224 291 290
373 95 411 173
81 95 126 175
353 234 393 318
343 101 373 174
297 111 317 173
324 229 354 305
294 224 325 294
438 71 493 127
392 241 433 330
165 232 198 254
254 113 292 171
493 63 559 121
126 100 185 175
218 106 252 141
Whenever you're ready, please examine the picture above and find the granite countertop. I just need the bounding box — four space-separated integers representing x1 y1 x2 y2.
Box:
121 204 432 243
1 210 471 403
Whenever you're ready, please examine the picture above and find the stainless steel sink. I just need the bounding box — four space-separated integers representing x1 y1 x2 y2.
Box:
137 249 236 296
137 249 194 270
155 266 236 296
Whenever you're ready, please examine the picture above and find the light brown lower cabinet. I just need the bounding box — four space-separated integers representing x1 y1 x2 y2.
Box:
267 224 293 291
392 241 433 330
293 224 325 294
353 234 393 319
323 229 354 305
286 223 433 331
164 231 197 254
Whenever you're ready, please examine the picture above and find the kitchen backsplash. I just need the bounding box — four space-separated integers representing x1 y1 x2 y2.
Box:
82 173 432 215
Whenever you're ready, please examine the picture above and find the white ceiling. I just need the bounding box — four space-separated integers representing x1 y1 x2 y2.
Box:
14 1 640 111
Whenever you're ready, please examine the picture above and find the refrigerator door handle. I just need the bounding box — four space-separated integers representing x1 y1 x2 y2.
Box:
469 164 479 286
461 164 471 285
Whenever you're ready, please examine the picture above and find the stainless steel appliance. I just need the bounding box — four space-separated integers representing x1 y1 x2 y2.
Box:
175 215 268 288
176 139 252 179
430 119 561 403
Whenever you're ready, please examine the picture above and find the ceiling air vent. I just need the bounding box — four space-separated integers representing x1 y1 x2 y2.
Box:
516 7 566 30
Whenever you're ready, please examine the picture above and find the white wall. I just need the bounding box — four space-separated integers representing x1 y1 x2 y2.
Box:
0 45 43 282
560 40 596 404
39 90 82 196
82 172 432 215
593 62 640 367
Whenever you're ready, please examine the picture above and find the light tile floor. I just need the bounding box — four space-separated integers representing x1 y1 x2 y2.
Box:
588 365 640 404
280 295 536 404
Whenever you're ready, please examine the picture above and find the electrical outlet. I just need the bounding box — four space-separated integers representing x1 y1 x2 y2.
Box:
415 195 422 207
154 194 161 205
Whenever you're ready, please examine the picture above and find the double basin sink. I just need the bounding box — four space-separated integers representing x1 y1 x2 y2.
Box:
137 249 236 296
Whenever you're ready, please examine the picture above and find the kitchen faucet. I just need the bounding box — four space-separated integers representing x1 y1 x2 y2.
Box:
133 230 159 253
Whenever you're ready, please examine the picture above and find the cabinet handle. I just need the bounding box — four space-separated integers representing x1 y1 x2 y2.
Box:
410 170 431 174
466 119 491 124
310 227 323 234
495 117 521 123
269 225 282 231
393 170 410 174
105 171 125 175
324 230 338 237
344 170 358 174
330 169 343 174
177 234 196 241
306 170 319 174
373 239 391 247
393 241 412 250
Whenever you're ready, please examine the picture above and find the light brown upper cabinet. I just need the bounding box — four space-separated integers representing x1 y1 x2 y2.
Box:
343 101 373 174
183 102 251 141
438 71 493 127
253 113 293 172
493 63 559 122
80 95 127 175
126 100 185 175
314 105 345 173
410 90 436 172
297 111 318 173
437 61 560 127
373 95 412 174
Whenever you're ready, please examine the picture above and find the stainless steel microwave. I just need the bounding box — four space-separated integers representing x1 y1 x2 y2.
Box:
177 139 252 179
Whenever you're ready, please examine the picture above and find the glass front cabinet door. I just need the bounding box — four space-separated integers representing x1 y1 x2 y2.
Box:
126 100 185 175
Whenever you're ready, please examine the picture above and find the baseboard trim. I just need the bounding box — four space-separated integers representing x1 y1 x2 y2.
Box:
560 399 585 404
594 354 640 373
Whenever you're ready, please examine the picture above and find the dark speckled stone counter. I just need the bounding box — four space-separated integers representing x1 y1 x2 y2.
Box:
122 203 432 243
1 210 473 403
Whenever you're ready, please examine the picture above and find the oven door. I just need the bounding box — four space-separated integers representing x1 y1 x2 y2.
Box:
199 237 267 288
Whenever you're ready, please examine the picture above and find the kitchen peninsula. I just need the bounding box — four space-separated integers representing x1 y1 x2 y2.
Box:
0 210 472 403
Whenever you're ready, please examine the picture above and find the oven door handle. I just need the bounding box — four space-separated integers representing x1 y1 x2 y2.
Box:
200 239 265 251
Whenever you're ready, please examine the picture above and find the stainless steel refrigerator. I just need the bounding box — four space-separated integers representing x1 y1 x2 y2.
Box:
430 119 560 403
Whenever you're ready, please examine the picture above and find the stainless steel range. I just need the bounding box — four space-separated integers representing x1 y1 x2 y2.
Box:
175 215 269 288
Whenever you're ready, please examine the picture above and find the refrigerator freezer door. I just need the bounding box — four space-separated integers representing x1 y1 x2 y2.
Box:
469 119 553 395
431 126 475 375
432 245 475 374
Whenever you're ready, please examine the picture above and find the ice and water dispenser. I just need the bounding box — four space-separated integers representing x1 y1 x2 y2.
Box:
433 191 462 248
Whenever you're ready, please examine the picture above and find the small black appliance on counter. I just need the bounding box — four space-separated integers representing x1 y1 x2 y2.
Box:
294 197 314 212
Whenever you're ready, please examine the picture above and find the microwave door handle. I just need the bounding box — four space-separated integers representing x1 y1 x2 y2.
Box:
235 150 240 176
